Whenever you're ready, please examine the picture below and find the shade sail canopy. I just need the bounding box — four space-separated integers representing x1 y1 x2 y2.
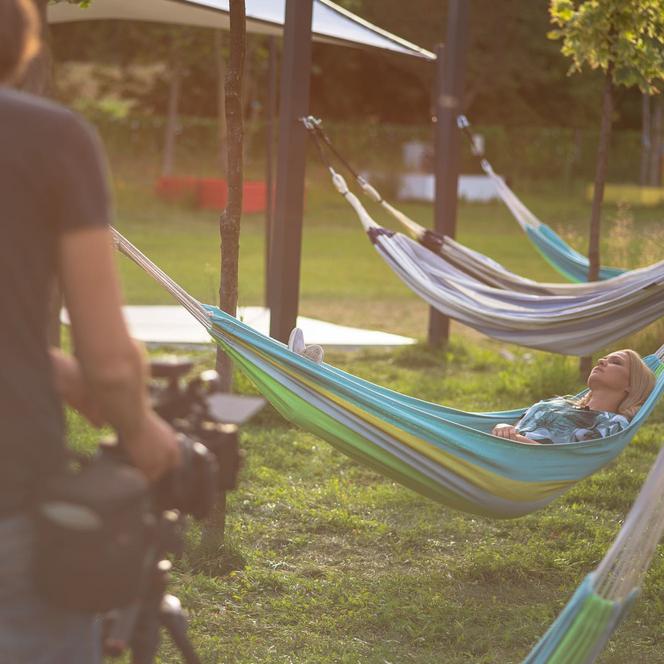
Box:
47 0 435 60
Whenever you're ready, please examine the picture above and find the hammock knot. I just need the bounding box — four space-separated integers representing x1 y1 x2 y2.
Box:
331 171 349 195
358 178 382 203
457 115 470 129
367 226 394 245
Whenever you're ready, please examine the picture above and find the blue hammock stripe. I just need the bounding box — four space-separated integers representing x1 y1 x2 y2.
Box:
525 224 625 284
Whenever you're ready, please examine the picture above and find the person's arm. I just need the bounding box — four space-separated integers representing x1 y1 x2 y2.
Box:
50 347 105 427
58 226 180 480
491 423 542 444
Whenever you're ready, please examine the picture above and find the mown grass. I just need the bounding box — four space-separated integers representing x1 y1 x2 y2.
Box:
71 151 664 662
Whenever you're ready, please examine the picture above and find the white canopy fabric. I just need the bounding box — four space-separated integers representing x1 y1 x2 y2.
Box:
47 0 435 60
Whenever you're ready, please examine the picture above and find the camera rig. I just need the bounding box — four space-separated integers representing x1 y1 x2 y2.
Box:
104 357 265 663
35 357 264 664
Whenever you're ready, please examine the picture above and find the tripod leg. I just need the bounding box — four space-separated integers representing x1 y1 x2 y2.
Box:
130 606 161 664
160 594 202 664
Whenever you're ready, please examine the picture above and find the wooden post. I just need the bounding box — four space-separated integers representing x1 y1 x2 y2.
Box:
267 0 313 343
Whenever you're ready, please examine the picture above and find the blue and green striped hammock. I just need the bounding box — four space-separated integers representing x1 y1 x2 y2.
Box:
112 229 664 520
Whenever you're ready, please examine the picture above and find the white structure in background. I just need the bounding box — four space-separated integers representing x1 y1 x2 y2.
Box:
398 135 503 203
61 307 415 350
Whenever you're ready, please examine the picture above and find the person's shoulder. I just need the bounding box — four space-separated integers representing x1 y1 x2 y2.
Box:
0 87 97 144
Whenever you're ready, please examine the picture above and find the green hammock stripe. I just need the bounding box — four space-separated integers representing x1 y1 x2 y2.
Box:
546 593 615 664
523 573 640 663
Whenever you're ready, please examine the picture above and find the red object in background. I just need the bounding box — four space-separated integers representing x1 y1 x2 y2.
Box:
241 181 267 214
156 176 267 214
154 176 198 202
197 178 229 210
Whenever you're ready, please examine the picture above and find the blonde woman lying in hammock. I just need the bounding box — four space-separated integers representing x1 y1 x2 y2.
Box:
286 332 655 446
492 350 655 445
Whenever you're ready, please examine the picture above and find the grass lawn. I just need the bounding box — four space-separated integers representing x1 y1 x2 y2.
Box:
73 162 664 662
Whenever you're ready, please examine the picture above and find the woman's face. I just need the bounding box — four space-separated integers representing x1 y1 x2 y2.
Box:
587 351 630 392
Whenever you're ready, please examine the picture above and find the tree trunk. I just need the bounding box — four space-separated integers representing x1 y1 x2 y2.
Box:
242 40 262 163
21 0 61 349
214 30 228 176
161 65 182 177
649 96 663 187
640 93 651 186
215 0 245 392
580 68 614 379
202 0 245 556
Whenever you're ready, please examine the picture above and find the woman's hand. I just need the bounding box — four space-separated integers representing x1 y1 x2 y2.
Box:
491 423 540 444
492 423 519 440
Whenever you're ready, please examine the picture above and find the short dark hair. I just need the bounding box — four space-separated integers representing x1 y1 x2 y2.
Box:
0 0 40 84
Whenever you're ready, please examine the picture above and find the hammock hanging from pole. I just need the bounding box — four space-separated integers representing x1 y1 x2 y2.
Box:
303 116 657 296
523 442 664 663
111 228 664 519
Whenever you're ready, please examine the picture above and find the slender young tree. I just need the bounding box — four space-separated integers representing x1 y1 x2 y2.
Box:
216 0 246 391
549 0 664 375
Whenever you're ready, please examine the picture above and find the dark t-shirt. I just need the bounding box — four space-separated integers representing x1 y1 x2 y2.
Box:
0 87 110 516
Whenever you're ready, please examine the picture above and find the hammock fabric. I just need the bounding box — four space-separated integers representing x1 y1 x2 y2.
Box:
524 574 638 663
112 229 664 520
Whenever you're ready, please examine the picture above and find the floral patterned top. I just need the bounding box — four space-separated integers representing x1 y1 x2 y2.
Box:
515 396 630 445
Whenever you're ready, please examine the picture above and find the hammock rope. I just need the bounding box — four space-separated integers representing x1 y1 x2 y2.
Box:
111 228 664 519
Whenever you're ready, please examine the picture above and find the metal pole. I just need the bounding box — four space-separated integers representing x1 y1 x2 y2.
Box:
429 0 470 346
264 35 278 308
268 0 314 343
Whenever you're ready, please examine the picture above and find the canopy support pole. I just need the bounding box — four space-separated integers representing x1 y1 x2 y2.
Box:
428 0 469 346
264 35 278 308
268 0 313 343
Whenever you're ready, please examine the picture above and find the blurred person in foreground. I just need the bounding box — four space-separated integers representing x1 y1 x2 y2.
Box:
0 1 180 661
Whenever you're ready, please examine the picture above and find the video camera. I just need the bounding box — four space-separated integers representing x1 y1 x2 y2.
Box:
33 357 264 663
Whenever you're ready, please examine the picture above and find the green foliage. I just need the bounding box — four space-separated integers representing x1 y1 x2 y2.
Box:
50 1 647 129
549 0 664 92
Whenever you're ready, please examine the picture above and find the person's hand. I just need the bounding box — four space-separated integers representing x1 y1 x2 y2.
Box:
491 423 520 440
123 411 181 482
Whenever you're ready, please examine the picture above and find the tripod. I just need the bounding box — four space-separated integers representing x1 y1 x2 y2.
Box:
102 512 201 664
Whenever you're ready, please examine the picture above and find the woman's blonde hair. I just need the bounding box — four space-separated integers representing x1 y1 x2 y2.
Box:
578 349 656 418
0 0 41 85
